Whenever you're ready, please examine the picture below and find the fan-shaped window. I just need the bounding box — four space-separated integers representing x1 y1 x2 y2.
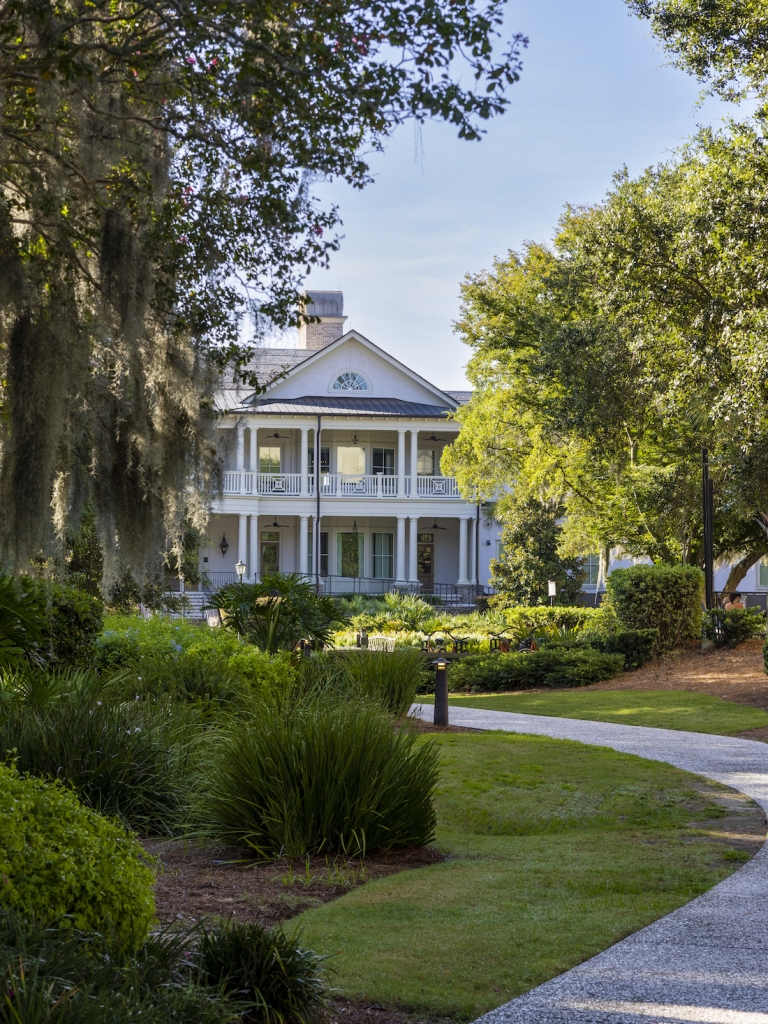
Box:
332 372 368 392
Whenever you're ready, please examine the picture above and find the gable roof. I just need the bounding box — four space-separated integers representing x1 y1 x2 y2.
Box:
259 329 460 410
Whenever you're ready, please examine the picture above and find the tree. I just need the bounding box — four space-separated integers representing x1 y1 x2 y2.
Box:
443 116 768 585
0 0 526 577
490 495 586 606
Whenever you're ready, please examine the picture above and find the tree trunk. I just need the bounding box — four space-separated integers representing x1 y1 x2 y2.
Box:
723 546 767 593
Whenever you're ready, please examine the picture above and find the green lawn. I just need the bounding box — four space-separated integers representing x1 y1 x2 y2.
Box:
417 689 768 735
296 732 747 1018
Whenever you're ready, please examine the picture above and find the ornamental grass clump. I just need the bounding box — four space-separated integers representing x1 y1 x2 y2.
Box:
194 701 439 858
197 920 326 1024
296 649 424 717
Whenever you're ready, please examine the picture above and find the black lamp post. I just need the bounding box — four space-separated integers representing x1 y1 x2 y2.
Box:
702 447 714 610
434 659 448 726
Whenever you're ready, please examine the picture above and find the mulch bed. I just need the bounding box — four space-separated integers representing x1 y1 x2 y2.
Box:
325 998 460 1024
144 839 443 929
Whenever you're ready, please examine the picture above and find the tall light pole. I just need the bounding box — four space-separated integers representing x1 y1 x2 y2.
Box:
702 447 714 610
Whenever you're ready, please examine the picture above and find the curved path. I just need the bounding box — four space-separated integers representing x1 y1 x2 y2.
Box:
411 703 768 1024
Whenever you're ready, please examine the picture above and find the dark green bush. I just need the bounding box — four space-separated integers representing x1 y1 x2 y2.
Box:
571 628 658 670
604 564 703 653
0 763 155 948
198 920 326 1024
297 649 425 717
194 701 439 857
447 648 625 693
0 669 191 833
705 608 765 649
16 577 104 667
0 914 245 1023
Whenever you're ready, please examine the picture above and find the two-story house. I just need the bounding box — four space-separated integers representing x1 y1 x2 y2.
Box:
202 291 502 598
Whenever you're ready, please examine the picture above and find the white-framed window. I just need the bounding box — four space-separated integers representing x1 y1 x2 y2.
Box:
584 553 600 586
337 532 364 577
336 446 366 476
372 533 394 578
759 557 768 587
417 449 436 476
332 371 368 392
259 446 280 473
496 541 505 561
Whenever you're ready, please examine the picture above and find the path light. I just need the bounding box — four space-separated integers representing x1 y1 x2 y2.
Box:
235 560 246 581
434 659 448 727
220 535 229 557
548 580 557 607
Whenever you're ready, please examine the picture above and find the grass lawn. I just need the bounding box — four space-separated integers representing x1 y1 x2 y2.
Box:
417 689 768 735
295 732 748 1018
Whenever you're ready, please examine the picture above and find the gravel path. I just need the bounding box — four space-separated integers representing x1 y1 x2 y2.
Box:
411 703 768 1024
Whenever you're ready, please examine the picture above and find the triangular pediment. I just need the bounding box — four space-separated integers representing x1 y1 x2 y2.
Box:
259 330 458 409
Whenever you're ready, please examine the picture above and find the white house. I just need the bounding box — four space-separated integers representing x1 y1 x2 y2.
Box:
201 291 503 599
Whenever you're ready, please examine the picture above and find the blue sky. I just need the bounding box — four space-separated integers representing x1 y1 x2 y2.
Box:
293 0 743 389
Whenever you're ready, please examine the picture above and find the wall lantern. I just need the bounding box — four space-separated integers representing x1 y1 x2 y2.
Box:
220 535 229 556
352 519 359 534
352 433 360 445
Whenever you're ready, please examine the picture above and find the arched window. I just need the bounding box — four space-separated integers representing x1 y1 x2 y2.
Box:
332 371 368 392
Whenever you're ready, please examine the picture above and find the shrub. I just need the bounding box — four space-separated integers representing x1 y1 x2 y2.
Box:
0 670 191 833
447 648 625 693
0 763 155 947
193 702 439 857
207 574 340 653
0 572 45 668
28 580 104 667
604 564 704 653
576 628 659 670
297 649 425 717
501 605 606 633
702 608 765 649
198 920 326 1024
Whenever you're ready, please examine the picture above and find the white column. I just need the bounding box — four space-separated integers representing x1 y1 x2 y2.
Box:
238 513 248 574
249 513 259 581
396 516 406 581
457 516 470 585
468 516 477 585
409 429 419 497
397 429 406 497
300 428 309 496
236 421 245 494
408 516 419 582
299 515 309 577
247 425 255 471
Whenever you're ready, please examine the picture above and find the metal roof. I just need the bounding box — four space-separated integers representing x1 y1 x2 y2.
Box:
445 390 473 405
248 396 454 418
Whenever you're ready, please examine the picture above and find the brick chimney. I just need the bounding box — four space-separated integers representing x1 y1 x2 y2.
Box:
298 290 347 349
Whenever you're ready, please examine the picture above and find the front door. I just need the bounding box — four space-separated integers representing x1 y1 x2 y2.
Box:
417 532 434 587
260 531 280 573
337 532 363 577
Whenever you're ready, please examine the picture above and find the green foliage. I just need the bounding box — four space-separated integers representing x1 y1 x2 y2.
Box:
198 920 326 1024
591 628 658 670
193 701 439 858
490 495 586 605
704 608 765 649
0 914 247 1023
447 649 625 693
24 578 103 667
501 605 605 633
0 572 44 668
208 575 340 653
0 669 191 834
296 649 425 718
604 564 704 653
0 763 155 948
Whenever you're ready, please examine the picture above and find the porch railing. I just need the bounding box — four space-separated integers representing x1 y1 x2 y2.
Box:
222 471 461 498
415 476 460 497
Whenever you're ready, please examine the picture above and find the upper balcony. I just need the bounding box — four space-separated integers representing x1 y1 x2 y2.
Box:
222 471 461 498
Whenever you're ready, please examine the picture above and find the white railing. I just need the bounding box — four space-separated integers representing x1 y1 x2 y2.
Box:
416 476 460 497
222 471 460 498
255 473 301 496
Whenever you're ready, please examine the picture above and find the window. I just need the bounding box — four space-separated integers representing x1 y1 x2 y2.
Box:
259 446 280 473
260 531 280 573
337 446 366 476
584 553 600 586
496 541 505 562
332 372 368 391
337 532 364 577
760 558 768 587
372 533 394 578
417 449 436 476
307 530 329 576
308 446 329 474
372 448 395 475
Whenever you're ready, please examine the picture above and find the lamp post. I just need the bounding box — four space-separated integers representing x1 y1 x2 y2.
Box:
434 658 448 727
702 448 714 610
548 580 557 607
235 560 246 582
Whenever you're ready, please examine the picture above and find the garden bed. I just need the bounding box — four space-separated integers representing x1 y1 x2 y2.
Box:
146 840 443 928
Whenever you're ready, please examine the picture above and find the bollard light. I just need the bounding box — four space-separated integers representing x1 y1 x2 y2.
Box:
434 658 449 727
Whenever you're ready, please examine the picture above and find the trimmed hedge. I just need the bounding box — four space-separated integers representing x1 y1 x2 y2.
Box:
447 648 625 693
577 628 658 670
604 564 703 653
0 763 155 947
